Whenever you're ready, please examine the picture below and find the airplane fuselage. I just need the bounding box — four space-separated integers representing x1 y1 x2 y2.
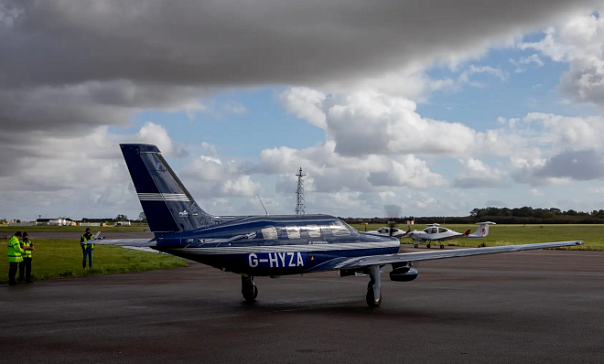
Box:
151 214 400 276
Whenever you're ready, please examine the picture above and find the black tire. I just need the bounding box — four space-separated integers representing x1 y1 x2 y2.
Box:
413 244 418 248
366 289 381 308
243 285 258 302
440 244 444 249
427 244 431 249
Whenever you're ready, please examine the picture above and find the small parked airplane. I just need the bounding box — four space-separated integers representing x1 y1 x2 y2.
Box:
91 144 582 307
367 225 410 239
407 222 496 249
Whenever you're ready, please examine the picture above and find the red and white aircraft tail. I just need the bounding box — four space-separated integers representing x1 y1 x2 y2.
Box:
466 221 496 238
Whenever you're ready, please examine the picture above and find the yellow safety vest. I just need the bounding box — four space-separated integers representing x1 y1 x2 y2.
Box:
81 234 95 250
21 240 32 258
8 236 23 263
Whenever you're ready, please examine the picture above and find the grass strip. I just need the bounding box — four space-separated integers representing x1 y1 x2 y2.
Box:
0 239 187 283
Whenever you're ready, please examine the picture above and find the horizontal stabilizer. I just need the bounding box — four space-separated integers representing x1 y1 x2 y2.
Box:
90 238 157 247
120 246 163 254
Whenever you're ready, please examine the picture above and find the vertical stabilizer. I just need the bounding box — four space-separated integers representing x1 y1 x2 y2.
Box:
469 221 496 238
120 144 215 236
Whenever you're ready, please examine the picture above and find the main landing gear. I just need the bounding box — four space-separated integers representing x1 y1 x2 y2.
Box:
241 275 258 302
365 265 382 308
414 242 443 249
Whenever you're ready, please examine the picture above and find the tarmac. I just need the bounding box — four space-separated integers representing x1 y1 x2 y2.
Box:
1 247 603 364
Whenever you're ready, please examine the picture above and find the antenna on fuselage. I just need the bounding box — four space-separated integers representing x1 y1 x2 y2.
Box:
256 194 269 216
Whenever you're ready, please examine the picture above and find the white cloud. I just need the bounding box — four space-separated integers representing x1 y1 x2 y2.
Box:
280 88 327 129
280 88 480 157
454 158 508 188
255 139 445 193
133 122 187 157
0 122 184 219
181 155 261 198
510 54 544 73
457 65 508 87
519 11 604 107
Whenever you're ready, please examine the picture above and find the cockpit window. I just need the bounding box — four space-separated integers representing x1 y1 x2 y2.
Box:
331 221 351 236
320 225 332 236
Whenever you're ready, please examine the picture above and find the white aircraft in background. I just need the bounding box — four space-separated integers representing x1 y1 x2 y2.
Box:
368 226 410 238
407 222 496 249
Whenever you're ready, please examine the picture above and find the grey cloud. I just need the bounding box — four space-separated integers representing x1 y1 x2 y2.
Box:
485 200 507 207
453 176 506 189
514 149 604 185
535 150 604 180
560 64 604 108
2 0 599 89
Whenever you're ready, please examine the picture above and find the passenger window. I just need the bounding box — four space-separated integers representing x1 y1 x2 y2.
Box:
438 228 447 233
261 226 278 240
285 226 301 239
305 225 321 238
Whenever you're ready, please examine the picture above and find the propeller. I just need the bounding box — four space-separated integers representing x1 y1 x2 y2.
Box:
384 204 402 237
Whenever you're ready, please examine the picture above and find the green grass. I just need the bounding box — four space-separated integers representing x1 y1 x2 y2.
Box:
0 239 187 283
1 224 599 284
0 226 148 233
351 223 604 250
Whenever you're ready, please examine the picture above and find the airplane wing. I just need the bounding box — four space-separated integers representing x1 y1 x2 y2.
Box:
307 240 583 271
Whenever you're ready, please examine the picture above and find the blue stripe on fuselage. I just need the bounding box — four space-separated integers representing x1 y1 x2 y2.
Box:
158 241 399 276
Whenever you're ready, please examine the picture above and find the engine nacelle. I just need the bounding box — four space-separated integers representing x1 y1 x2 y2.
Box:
389 265 418 282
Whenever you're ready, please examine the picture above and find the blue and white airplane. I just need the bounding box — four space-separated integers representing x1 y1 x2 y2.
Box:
93 144 583 307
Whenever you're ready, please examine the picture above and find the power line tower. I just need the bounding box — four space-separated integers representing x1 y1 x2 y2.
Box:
295 167 306 215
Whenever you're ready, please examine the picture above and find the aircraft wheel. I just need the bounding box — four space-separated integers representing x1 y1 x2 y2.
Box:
414 244 418 248
243 285 258 302
427 244 431 249
242 276 258 302
440 244 444 249
366 289 382 308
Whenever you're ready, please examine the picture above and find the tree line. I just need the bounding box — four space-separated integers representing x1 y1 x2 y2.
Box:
343 206 604 225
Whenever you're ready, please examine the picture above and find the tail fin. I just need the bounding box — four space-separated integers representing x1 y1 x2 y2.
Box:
120 144 215 237
468 221 496 238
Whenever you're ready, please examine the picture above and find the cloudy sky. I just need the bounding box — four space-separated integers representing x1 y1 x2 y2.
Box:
2 0 604 221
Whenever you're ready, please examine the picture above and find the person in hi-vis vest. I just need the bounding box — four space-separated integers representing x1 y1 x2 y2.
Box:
80 228 95 270
19 231 34 283
8 231 33 285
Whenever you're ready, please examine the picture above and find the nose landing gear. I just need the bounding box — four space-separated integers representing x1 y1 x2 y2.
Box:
241 275 258 302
